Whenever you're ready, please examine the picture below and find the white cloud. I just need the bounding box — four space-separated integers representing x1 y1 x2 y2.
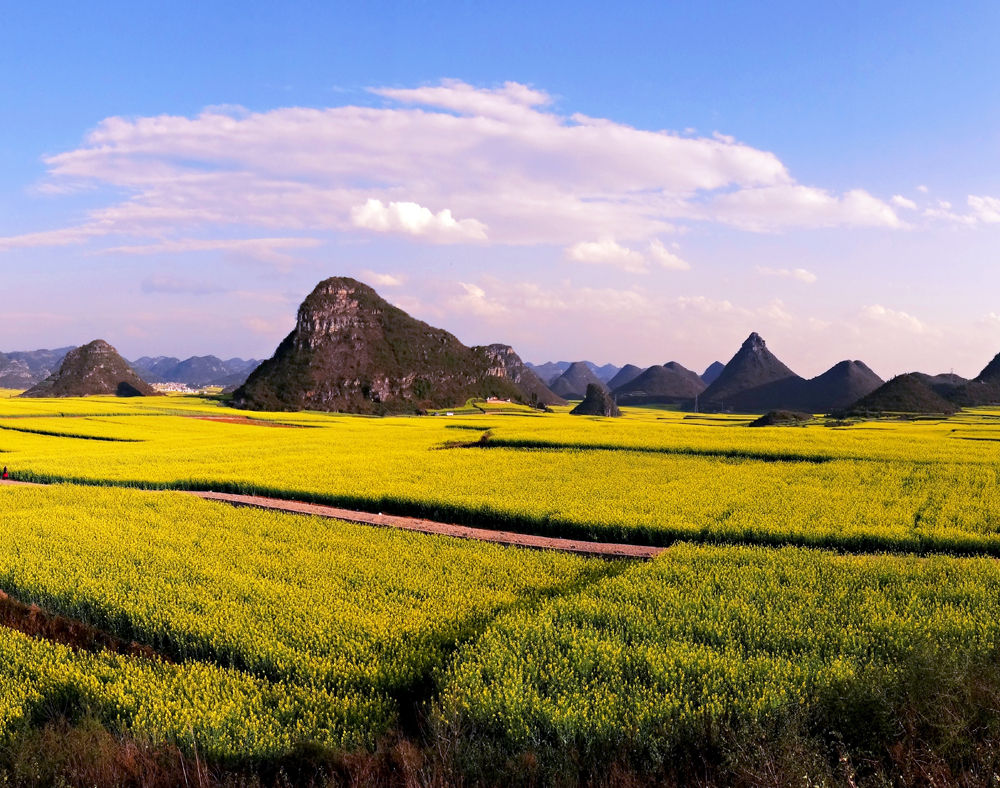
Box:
566 238 690 274
891 195 917 210
647 239 691 271
350 199 487 241
450 282 509 318
566 238 648 273
1 79 911 259
708 186 902 231
756 266 817 283
919 194 1000 227
968 195 1000 224
860 304 927 334
916 184 929 193
360 270 405 288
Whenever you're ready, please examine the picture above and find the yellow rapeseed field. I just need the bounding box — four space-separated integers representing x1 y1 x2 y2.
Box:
2 396 1000 766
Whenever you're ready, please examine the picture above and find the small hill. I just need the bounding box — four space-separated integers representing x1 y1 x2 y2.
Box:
476 344 566 406
701 361 725 385
21 340 157 398
937 354 1000 407
842 374 957 416
800 360 883 411
231 277 524 414
908 356 1000 408
614 363 706 405
606 364 644 391
749 410 813 427
913 372 969 391
700 333 800 411
570 384 621 417
549 362 608 400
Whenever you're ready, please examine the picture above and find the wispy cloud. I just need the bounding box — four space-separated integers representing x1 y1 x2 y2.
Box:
1 80 907 260
566 237 690 273
105 237 322 264
860 304 928 334
756 266 817 283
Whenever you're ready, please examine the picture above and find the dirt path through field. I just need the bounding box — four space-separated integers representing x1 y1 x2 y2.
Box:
1 478 663 559
190 491 665 559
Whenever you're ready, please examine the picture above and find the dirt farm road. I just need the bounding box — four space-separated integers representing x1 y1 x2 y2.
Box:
1 479 664 560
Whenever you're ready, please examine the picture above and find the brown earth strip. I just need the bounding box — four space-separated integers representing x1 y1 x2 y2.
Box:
0 588 171 662
1 478 663 559
190 491 665 559
189 415 302 428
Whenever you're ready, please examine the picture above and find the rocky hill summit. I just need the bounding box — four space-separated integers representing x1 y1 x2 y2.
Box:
570 383 621 417
21 340 157 398
231 277 525 413
477 344 566 406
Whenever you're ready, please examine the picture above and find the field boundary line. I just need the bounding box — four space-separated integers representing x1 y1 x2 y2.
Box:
1 479 663 559
190 491 665 559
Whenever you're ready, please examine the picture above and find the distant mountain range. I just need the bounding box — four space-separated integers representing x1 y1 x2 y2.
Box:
130 356 260 388
0 347 74 388
8 276 1000 416
527 360 620 385
0 347 259 389
528 330 1000 415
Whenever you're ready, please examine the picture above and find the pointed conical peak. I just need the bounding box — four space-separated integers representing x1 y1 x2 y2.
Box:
741 332 767 352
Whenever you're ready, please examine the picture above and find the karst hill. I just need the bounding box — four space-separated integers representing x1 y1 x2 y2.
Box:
21 340 157 398
232 277 543 414
613 362 706 405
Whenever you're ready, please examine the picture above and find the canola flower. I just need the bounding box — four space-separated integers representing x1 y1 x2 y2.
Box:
437 542 1000 761
0 484 601 757
1 400 1000 553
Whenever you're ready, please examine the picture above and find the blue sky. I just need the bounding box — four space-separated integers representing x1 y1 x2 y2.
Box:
2 1 1000 377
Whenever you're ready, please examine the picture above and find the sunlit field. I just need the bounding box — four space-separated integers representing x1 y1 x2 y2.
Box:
3 396 1000 782
3 397 1000 554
